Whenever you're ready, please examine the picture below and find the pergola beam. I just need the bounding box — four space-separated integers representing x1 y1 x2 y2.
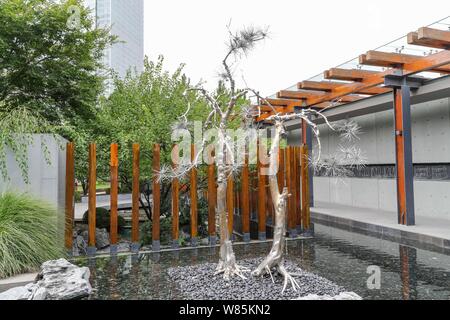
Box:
324 68 379 81
277 90 364 103
298 80 390 95
407 27 450 50
277 89 325 100
360 50 450 73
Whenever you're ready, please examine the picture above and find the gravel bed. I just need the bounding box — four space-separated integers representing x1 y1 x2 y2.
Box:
167 258 346 300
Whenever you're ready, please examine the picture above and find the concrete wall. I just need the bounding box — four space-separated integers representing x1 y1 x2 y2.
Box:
0 135 67 211
288 97 450 219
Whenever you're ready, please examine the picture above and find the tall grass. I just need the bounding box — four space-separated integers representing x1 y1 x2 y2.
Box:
0 191 64 278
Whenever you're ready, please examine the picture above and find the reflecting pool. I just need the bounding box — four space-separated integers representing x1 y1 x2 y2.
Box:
74 224 450 300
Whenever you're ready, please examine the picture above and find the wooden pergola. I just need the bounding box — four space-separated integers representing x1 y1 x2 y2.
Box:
255 26 450 227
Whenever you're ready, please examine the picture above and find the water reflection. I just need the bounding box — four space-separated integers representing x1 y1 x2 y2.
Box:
74 224 450 300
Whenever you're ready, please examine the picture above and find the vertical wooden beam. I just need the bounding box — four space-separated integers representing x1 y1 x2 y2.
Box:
257 141 267 240
131 143 140 251
266 176 274 226
277 147 285 192
190 144 198 246
207 161 216 244
110 143 119 254
300 145 311 232
64 142 75 253
171 144 180 248
227 175 234 239
241 153 250 242
287 147 297 237
302 118 314 206
87 143 96 254
251 171 257 219
393 86 415 226
152 143 161 251
294 146 301 233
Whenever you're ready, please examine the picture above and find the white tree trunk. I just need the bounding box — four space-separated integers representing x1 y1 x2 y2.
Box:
252 121 300 293
214 127 248 280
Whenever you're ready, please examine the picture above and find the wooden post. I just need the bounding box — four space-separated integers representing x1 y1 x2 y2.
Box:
152 144 161 251
300 145 311 232
131 143 140 251
110 143 119 253
190 144 198 246
295 146 301 232
241 154 250 242
277 147 285 193
257 142 266 240
87 143 96 254
393 87 415 226
207 161 216 244
172 145 180 248
64 142 75 252
227 175 234 239
286 146 297 237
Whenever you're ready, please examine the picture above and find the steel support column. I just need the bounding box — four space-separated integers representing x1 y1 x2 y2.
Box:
385 74 419 226
302 118 314 207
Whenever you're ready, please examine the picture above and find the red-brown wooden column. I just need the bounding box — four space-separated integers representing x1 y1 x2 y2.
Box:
171 145 180 248
300 145 311 233
301 118 313 234
295 146 301 233
286 147 297 237
87 143 96 255
227 175 234 240
241 153 250 242
207 161 216 245
190 144 198 246
277 147 285 195
257 142 267 240
64 142 75 253
394 87 415 225
152 144 161 251
110 143 119 254
131 143 140 252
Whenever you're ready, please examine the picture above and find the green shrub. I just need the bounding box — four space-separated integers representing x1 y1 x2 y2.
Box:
82 207 125 232
0 191 64 279
140 214 173 245
140 195 210 246
74 190 82 203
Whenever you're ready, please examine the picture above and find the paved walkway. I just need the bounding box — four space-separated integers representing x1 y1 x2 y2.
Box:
311 202 450 251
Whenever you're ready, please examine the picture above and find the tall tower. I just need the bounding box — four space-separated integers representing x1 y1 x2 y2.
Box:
84 0 144 93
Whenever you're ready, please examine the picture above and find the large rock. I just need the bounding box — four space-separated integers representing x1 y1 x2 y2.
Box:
0 259 92 300
95 228 110 249
80 228 110 250
296 292 362 300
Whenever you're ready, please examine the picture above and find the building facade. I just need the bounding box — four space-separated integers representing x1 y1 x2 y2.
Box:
84 0 144 92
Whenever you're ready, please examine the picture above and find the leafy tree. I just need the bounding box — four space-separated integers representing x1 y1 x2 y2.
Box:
0 0 116 125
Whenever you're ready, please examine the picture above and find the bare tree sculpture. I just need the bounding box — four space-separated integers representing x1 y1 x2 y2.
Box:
163 25 365 287
250 106 366 293
162 26 269 280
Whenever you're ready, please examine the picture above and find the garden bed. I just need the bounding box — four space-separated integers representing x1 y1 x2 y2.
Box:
167 258 349 300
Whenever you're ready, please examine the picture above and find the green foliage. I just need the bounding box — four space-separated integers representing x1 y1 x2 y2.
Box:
93 56 209 187
0 191 64 278
140 214 173 246
0 0 116 125
81 207 125 232
140 195 210 246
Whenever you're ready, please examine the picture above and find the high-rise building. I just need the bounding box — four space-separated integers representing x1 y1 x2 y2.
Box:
84 0 144 92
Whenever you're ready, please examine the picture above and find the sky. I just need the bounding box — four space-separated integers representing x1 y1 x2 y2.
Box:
144 0 450 97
